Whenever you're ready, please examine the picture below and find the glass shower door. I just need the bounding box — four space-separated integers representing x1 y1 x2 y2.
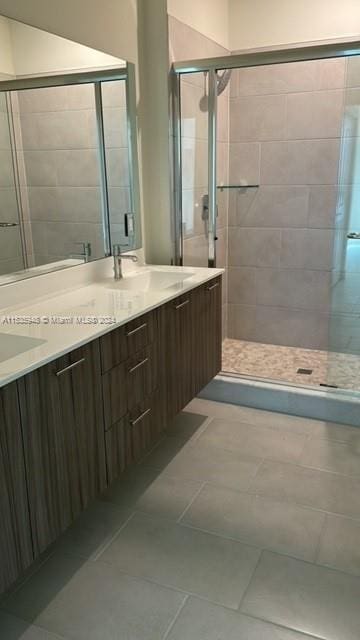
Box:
328 55 360 393
179 71 210 267
0 93 24 275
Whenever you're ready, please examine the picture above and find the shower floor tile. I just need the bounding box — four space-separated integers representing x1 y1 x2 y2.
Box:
222 338 360 391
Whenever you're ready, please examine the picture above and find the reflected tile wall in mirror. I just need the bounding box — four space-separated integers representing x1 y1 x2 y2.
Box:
0 14 141 285
0 93 24 275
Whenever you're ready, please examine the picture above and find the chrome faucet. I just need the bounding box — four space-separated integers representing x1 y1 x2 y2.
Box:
113 244 138 280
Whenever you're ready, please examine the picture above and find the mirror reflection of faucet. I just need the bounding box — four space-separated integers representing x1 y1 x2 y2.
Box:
70 242 92 263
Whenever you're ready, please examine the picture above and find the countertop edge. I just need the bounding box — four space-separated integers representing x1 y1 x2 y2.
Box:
0 269 224 388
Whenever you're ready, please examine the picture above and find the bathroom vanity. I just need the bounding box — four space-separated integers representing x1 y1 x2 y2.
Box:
0 263 222 595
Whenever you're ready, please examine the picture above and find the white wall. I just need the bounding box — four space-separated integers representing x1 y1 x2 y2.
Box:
10 21 124 76
0 16 14 76
0 0 137 62
167 0 229 48
229 0 360 51
137 0 173 263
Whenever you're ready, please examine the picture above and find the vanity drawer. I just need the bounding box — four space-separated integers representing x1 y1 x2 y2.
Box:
100 310 156 373
128 391 162 464
126 343 159 410
102 343 159 429
105 391 163 483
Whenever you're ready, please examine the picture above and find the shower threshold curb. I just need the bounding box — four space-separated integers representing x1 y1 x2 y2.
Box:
199 374 360 427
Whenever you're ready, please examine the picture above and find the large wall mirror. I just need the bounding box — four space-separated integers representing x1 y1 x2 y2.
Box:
0 16 141 285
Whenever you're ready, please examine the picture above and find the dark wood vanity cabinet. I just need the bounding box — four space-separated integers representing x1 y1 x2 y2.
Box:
18 341 107 556
101 309 165 482
0 276 222 595
165 276 222 419
163 291 196 419
194 277 222 393
0 383 33 594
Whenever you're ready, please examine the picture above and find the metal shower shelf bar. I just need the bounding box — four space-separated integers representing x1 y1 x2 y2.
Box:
217 185 259 190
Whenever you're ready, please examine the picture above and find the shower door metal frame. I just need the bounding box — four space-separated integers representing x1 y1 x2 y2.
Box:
172 39 360 267
0 63 141 263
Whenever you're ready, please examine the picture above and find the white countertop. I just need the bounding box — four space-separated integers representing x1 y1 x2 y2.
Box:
0 260 223 388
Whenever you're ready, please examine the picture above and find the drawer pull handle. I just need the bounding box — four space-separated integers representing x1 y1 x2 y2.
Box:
126 322 147 337
131 407 151 426
129 357 148 374
174 299 189 310
207 282 219 291
55 358 85 377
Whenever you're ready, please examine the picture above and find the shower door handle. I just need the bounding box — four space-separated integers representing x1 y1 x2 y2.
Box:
347 232 360 239
0 222 18 228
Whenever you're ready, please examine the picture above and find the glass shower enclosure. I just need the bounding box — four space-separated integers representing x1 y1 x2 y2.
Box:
172 43 360 397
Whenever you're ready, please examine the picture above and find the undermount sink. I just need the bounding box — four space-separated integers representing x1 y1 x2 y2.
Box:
0 333 47 363
108 269 195 292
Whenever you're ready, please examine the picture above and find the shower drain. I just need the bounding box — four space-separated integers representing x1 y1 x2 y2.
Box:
297 368 313 375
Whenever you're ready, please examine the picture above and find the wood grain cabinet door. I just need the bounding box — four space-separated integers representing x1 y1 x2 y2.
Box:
165 292 195 419
194 277 222 394
18 340 106 556
0 383 33 595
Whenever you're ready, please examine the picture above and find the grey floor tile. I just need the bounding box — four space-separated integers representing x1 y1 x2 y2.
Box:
300 438 360 477
54 500 131 559
317 514 360 576
311 421 360 443
167 596 315 640
142 436 193 469
144 438 262 491
0 611 64 640
241 551 360 640
165 410 210 440
99 512 260 609
186 398 316 435
182 484 325 561
3 553 184 640
198 419 308 463
250 460 360 518
101 466 202 520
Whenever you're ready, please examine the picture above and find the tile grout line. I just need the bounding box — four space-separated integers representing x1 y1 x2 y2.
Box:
90 557 255 612
90 511 136 562
191 412 319 440
250 455 360 482
189 415 215 443
176 481 208 523
240 610 327 640
24 619 69 640
237 549 264 612
313 512 329 565
161 595 189 640
246 457 266 492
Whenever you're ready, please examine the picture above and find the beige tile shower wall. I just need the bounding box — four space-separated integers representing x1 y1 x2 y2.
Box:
227 58 346 350
168 16 230 336
0 93 24 275
16 82 129 266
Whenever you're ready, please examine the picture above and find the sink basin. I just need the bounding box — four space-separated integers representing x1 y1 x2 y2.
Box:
0 333 47 364
108 269 195 292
